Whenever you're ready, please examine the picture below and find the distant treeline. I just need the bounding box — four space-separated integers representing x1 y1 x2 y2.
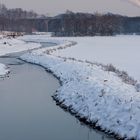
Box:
48 11 140 36
0 4 140 36
0 17 48 33
0 3 48 32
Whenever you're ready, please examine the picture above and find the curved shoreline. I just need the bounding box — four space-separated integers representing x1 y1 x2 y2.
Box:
20 55 121 140
0 42 115 140
20 37 140 140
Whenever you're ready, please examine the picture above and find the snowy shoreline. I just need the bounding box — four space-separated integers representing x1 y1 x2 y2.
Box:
20 35 140 139
0 36 41 77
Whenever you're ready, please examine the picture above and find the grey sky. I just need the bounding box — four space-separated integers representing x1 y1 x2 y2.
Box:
1 0 140 16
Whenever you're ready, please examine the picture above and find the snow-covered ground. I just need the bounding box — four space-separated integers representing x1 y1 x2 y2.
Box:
21 35 140 81
0 36 41 77
53 35 140 81
0 37 41 56
20 35 140 139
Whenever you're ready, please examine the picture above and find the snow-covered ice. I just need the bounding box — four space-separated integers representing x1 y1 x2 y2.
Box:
20 35 140 139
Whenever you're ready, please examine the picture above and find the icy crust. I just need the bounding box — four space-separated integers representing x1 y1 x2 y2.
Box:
0 63 9 77
21 48 140 139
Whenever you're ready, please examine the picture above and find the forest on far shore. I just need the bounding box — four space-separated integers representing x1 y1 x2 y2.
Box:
0 4 140 36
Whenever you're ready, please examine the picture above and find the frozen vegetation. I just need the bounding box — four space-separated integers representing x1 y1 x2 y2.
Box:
20 35 140 139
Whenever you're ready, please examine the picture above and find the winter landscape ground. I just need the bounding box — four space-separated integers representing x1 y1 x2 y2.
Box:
0 34 140 139
0 35 40 77
19 35 140 139
20 35 140 80
0 0 140 139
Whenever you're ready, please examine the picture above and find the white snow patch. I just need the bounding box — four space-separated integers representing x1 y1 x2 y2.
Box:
0 63 9 76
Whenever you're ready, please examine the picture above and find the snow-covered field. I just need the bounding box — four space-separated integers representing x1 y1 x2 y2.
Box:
21 35 140 81
53 35 140 81
20 35 140 139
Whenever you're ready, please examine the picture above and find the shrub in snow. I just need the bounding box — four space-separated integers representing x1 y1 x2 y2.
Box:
103 64 137 86
119 71 137 86
104 64 117 72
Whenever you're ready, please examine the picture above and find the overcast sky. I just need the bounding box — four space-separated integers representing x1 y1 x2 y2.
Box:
1 0 140 16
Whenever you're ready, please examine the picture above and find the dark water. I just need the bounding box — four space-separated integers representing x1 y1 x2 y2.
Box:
0 43 115 140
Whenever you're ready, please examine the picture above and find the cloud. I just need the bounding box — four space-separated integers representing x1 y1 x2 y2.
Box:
123 0 140 7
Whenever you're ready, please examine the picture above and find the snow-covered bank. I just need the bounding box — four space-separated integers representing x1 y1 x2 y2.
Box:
0 37 41 56
0 63 9 77
20 35 140 139
0 35 41 77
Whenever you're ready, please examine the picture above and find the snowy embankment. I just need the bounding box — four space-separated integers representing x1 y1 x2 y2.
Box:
0 63 9 77
0 35 41 77
20 35 140 139
0 37 41 56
